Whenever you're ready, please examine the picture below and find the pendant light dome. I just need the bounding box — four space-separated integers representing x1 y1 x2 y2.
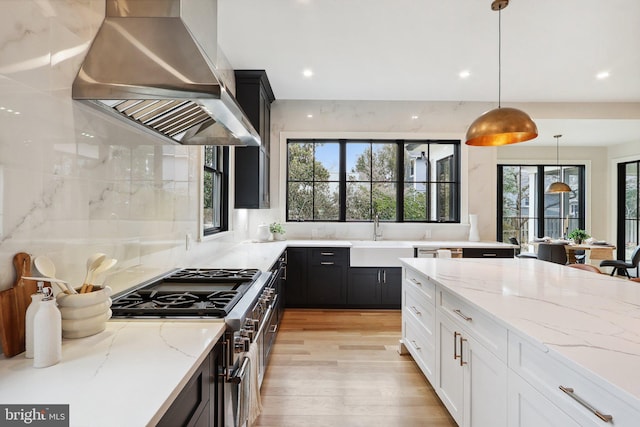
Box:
545 134 571 193
465 0 538 147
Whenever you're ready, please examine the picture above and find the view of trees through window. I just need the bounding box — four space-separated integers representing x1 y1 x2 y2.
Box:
619 161 640 261
287 139 460 222
203 146 228 235
499 164 585 249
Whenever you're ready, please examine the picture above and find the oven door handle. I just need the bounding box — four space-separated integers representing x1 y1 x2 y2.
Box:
227 356 250 384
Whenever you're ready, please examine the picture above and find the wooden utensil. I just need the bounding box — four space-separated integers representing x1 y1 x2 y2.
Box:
0 252 37 357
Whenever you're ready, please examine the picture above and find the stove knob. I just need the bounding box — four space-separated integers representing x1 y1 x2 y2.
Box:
234 336 250 353
241 328 254 341
244 318 257 330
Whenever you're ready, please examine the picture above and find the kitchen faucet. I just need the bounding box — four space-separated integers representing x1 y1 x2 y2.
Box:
373 213 383 241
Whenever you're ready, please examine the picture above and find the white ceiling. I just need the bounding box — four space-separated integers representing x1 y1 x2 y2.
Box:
217 0 640 146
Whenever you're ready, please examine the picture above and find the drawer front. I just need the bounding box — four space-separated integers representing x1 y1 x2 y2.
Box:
310 247 349 265
404 268 435 302
403 283 435 336
403 314 435 381
439 289 508 361
462 247 514 258
509 332 640 427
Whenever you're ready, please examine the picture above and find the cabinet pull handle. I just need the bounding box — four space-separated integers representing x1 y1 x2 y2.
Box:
378 269 382 283
559 386 613 423
321 252 334 256
321 262 335 265
459 336 467 366
454 331 461 360
453 309 473 322
411 339 421 350
411 305 421 316
409 278 422 286
383 269 387 283
482 253 497 257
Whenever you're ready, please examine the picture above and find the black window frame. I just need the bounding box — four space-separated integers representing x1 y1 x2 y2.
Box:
497 164 586 243
286 138 461 223
203 146 229 236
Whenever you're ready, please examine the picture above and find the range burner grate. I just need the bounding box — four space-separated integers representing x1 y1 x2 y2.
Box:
164 268 260 282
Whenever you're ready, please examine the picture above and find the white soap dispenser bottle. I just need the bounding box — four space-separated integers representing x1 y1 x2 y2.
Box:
33 286 62 368
25 281 45 359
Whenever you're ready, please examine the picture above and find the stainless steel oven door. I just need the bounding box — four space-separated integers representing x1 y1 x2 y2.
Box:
227 356 250 427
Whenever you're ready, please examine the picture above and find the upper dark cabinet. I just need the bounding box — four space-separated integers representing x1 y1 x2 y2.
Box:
234 70 275 209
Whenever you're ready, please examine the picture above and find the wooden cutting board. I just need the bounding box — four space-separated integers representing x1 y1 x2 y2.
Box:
0 252 38 357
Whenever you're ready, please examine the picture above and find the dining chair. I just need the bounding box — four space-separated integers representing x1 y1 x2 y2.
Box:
567 263 602 274
599 246 640 278
509 237 538 259
537 243 568 265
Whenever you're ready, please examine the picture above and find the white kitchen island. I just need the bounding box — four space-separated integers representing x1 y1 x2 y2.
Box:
400 257 640 427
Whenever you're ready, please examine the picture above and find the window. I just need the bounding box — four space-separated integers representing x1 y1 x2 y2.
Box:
498 164 585 245
286 139 460 222
203 146 228 235
617 161 640 262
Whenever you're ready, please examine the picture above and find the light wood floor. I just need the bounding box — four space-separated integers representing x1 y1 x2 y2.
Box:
254 309 457 427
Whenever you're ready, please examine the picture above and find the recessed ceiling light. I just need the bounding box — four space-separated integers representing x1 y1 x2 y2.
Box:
459 70 471 79
596 71 610 80
307 114 313 118
411 115 419 120
302 69 313 78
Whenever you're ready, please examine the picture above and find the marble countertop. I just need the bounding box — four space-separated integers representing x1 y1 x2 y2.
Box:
400 257 640 409
0 321 225 427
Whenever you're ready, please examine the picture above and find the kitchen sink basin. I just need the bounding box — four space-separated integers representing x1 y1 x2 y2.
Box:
350 241 414 267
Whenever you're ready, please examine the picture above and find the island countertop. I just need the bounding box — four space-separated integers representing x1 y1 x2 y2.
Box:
399 257 640 409
0 321 225 427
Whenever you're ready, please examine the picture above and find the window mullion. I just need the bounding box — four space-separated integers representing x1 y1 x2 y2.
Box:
396 140 404 222
339 140 346 221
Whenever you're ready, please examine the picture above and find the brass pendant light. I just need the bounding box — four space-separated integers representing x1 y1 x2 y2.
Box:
545 134 572 193
465 0 538 146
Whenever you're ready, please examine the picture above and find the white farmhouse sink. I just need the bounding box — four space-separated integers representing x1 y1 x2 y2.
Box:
350 241 414 267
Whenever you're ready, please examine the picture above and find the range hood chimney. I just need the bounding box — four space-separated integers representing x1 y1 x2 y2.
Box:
72 0 260 146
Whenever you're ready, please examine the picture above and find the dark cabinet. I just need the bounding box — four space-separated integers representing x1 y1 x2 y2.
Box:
234 70 275 209
285 247 308 307
157 338 224 427
285 247 349 307
462 248 514 258
348 267 401 308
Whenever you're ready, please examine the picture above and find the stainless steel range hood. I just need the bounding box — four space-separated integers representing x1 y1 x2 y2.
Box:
72 0 260 146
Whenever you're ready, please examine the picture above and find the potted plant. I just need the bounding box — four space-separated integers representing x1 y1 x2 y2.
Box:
568 228 590 244
269 222 286 241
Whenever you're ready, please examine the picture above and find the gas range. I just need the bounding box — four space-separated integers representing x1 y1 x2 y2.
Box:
110 268 263 319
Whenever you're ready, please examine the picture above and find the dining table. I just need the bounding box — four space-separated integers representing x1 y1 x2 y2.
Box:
529 240 616 264
564 242 616 264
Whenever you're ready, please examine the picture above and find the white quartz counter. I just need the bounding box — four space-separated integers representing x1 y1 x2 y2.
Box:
0 321 225 427
400 257 640 409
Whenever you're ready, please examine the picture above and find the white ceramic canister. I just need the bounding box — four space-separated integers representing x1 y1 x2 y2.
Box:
468 214 480 242
257 224 270 242
25 282 45 359
33 288 62 368
56 285 112 339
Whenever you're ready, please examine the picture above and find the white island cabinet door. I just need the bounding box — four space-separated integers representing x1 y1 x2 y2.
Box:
464 331 507 427
508 370 581 427
436 306 508 427
436 312 465 426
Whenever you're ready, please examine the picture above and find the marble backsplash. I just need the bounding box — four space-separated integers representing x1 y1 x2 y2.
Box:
0 0 226 291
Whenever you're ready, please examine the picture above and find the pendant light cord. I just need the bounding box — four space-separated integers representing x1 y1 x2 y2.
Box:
498 9 502 108
556 135 561 180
